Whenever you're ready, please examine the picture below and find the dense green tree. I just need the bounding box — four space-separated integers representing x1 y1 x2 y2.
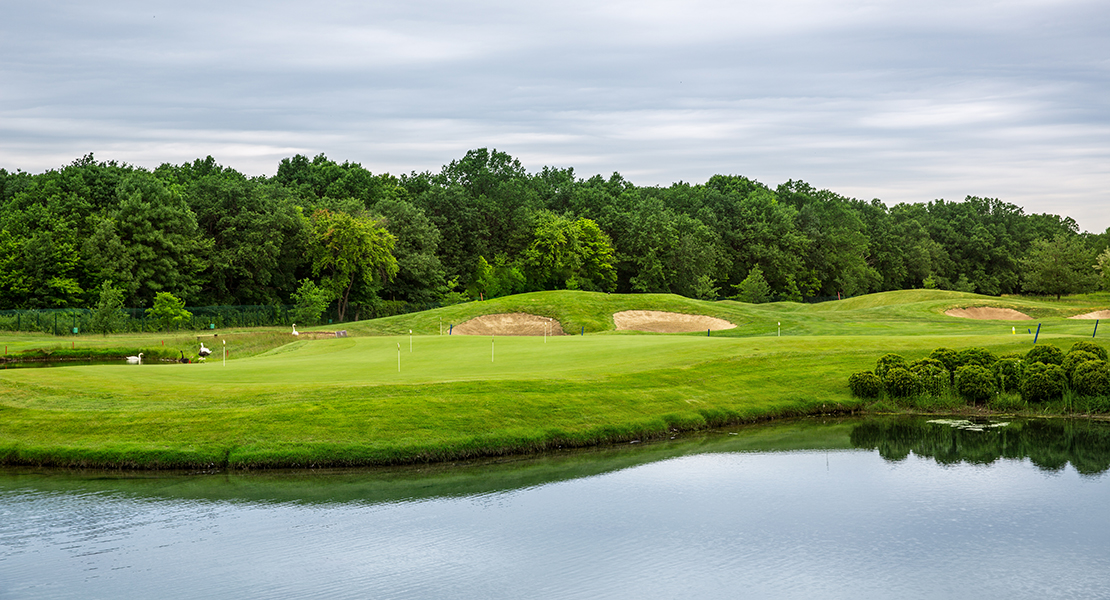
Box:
88 280 127 334
1021 234 1098 299
373 199 447 304
0 167 98 308
273 154 401 207
82 173 210 306
779 181 880 296
177 169 309 305
2 150 1106 313
409 184 493 286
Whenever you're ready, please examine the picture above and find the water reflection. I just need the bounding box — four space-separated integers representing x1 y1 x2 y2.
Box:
1 418 858 505
3 417 1110 600
850 417 1110 475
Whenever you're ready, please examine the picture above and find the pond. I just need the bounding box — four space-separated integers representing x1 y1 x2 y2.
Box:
3 417 1109 599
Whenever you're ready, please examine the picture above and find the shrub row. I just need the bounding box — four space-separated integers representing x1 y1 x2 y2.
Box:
849 341 1110 407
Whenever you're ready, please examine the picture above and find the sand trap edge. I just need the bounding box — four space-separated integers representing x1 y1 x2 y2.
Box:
1069 310 1110 320
613 310 736 333
944 307 1032 321
452 313 565 336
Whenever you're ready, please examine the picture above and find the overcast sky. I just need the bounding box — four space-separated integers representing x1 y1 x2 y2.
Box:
2 0 1107 232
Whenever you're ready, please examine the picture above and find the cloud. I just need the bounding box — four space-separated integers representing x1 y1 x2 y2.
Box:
1 0 1107 231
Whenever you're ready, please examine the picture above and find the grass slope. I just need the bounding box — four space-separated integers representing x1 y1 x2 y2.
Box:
1 289 1107 469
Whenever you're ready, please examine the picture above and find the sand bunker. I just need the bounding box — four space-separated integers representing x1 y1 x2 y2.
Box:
453 313 564 336
944 307 1032 320
1069 310 1110 320
613 310 736 333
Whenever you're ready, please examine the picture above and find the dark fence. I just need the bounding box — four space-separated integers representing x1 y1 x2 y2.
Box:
0 300 449 336
0 306 294 335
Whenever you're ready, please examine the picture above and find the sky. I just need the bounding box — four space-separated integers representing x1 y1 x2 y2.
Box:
1 0 1107 232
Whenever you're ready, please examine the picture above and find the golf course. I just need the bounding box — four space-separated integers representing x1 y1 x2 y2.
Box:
1 289 1107 469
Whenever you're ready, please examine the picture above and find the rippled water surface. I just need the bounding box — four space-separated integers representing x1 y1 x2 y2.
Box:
3 418 1110 599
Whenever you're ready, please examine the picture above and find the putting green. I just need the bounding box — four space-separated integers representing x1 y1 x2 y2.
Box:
2 334 753 396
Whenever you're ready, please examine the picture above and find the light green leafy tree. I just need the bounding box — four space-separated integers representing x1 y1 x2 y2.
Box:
470 255 526 300
291 279 332 326
1096 248 1110 291
145 291 191 331
734 264 772 304
691 274 720 300
520 211 616 292
307 209 398 322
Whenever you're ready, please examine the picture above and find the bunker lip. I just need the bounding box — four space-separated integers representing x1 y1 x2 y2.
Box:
1069 310 1110 320
613 310 736 333
453 313 565 336
944 307 1032 321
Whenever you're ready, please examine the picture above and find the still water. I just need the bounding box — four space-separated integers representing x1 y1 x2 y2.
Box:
3 417 1110 599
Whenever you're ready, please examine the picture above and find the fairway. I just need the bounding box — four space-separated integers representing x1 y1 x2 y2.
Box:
1 289 1107 469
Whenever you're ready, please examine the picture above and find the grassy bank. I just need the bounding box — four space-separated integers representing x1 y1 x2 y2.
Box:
0 289 1106 469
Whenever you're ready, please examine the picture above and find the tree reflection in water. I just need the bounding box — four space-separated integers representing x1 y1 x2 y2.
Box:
850 417 1110 476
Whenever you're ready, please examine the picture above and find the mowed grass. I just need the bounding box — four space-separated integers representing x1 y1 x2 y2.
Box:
1 289 1107 469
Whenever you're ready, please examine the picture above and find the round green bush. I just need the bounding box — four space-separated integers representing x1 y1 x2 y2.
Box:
1073 361 1110 397
875 353 907 380
883 367 920 398
1062 351 1099 384
1021 362 1067 403
956 347 997 369
992 357 1025 393
929 348 960 373
910 362 949 396
1069 341 1108 362
909 357 945 372
1026 345 1064 366
848 371 884 398
955 365 996 404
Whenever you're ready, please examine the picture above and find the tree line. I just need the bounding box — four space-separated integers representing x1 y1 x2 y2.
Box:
2 149 1108 318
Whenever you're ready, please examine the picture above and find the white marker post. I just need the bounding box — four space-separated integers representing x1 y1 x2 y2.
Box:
492 335 495 362
778 322 781 337
409 329 413 352
222 339 226 366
